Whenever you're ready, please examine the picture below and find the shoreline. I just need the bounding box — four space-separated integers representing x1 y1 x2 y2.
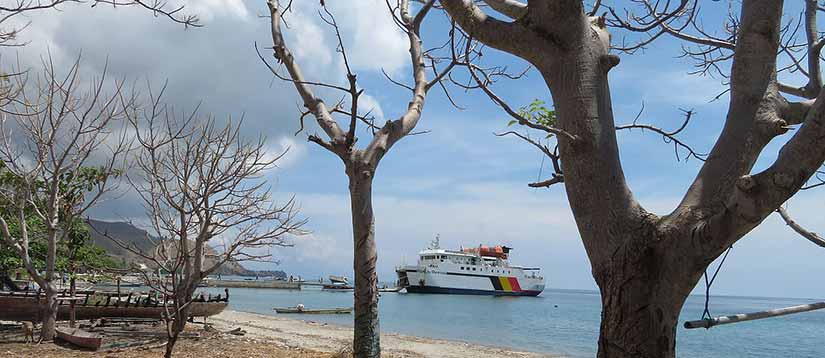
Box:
209 310 556 358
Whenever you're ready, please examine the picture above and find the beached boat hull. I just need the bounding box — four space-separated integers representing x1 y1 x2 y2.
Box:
0 294 228 322
56 327 103 350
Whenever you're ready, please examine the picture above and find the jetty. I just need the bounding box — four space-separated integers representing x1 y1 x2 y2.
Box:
204 279 301 290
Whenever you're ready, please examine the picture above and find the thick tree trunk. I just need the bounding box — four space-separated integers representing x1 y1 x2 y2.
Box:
593 243 702 358
597 287 685 358
40 283 58 341
347 161 380 358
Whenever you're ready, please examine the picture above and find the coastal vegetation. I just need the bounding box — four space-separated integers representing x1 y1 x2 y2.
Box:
0 58 131 341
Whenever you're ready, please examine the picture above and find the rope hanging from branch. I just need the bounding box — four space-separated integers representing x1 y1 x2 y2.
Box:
686 245 825 329
701 245 733 321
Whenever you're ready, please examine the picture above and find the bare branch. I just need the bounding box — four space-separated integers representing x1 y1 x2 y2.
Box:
776 206 825 248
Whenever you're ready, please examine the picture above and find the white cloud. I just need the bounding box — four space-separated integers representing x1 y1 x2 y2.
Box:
286 0 409 77
187 0 250 21
265 136 306 170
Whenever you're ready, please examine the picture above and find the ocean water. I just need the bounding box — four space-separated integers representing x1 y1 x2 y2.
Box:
201 286 825 357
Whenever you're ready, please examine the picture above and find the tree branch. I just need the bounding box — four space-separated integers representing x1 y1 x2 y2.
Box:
776 206 825 248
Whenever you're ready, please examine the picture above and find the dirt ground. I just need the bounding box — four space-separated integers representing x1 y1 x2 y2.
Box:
0 321 342 358
0 337 335 358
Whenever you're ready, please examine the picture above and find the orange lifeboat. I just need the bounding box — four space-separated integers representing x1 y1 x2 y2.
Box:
462 245 511 259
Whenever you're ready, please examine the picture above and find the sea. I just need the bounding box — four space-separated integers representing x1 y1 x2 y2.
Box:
199 284 825 358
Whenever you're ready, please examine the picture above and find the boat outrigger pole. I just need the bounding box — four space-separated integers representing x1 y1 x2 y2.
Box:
684 301 825 329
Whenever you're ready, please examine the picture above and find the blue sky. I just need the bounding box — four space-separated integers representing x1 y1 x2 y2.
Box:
10 0 825 299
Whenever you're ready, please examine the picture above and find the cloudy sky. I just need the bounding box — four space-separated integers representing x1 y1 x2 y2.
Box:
8 0 825 298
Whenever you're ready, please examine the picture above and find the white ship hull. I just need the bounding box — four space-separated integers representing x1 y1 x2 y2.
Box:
396 265 545 296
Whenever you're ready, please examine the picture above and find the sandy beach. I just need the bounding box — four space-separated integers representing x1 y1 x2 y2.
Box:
209 310 550 358
0 310 554 357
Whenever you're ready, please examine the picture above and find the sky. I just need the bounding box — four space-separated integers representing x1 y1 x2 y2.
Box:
6 0 825 299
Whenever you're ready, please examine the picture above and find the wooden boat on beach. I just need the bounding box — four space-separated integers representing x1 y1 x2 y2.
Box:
56 327 103 350
0 291 228 321
274 306 352 314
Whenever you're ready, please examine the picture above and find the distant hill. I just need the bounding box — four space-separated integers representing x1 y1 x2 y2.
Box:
87 219 286 278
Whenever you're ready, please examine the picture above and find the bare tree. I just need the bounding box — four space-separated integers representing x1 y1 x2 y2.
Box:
0 57 131 341
439 0 825 357
118 86 305 358
263 0 454 356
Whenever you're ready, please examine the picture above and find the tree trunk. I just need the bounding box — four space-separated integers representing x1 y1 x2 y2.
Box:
593 246 701 358
40 283 58 341
347 161 380 358
597 288 685 358
163 279 197 358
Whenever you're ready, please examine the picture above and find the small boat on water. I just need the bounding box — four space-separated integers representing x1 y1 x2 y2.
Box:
378 286 403 293
322 283 354 291
56 327 103 350
274 306 352 314
328 275 349 285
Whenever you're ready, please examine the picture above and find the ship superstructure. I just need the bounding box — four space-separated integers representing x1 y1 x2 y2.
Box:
395 238 545 296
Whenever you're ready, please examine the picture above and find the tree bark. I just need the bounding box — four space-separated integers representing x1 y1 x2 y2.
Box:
347 160 380 358
598 282 686 358
593 236 706 358
164 310 188 358
165 285 193 358
40 283 58 341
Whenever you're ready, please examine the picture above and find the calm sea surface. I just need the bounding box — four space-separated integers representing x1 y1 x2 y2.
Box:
200 285 825 357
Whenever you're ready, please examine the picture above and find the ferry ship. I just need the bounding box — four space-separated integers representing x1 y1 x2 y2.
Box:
395 238 545 296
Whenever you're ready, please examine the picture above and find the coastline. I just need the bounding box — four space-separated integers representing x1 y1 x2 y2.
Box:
209 310 555 358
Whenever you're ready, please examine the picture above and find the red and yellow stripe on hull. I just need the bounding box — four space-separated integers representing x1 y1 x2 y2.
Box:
491 276 522 293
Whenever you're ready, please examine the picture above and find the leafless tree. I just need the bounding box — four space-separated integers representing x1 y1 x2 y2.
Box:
0 57 131 341
439 0 825 357
263 0 455 356
114 85 305 358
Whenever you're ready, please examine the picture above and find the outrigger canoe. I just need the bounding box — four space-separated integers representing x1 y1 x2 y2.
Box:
0 290 228 321
274 307 352 314
56 327 103 350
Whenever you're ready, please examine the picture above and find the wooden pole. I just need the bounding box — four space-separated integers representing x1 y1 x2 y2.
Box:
684 301 825 329
69 277 76 328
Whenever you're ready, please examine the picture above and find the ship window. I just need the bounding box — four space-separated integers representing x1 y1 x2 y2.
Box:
472 268 476 271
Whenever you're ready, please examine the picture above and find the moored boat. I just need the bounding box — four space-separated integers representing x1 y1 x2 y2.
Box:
396 237 546 296
328 275 349 285
378 286 403 293
274 306 352 314
56 327 103 350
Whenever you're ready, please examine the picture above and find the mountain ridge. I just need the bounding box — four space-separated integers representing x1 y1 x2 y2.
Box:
87 219 286 278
